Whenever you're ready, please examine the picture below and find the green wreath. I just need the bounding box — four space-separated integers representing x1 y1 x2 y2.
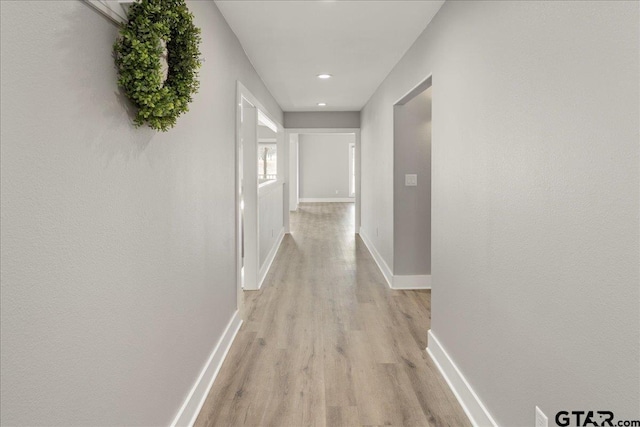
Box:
114 0 202 131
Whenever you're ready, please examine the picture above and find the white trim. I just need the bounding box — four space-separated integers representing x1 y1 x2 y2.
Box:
392 274 431 290
359 231 431 290
358 230 393 287
236 81 285 297
299 198 355 203
257 110 278 133
83 0 131 25
394 73 433 106
238 82 281 133
170 311 243 427
287 132 299 214
348 142 356 198
257 228 285 290
426 331 498 427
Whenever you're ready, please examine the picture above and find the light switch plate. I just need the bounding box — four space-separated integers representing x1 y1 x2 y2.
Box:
405 174 418 187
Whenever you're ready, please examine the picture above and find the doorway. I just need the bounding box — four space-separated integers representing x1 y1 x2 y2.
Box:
286 128 361 234
236 83 285 317
391 75 432 289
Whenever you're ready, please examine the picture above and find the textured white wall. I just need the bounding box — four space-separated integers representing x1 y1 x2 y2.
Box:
0 1 281 425
361 1 639 425
299 134 354 199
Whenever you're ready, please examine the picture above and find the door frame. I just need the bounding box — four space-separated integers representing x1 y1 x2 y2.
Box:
389 73 433 290
348 141 356 198
285 128 361 234
236 81 283 314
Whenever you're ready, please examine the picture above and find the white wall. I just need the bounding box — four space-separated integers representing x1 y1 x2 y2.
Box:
288 133 299 211
259 184 284 266
284 111 360 129
258 112 286 273
361 1 639 425
0 1 282 425
394 87 431 276
299 133 354 200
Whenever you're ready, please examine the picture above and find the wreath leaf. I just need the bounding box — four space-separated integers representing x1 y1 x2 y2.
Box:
114 0 202 132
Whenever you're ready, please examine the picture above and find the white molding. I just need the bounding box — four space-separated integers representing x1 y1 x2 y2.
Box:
237 82 282 130
257 110 278 133
426 330 498 427
257 228 285 290
348 141 356 198
171 311 243 427
359 231 430 290
394 73 433 106
299 198 355 203
359 230 393 287
392 274 431 290
83 1 131 25
236 81 285 296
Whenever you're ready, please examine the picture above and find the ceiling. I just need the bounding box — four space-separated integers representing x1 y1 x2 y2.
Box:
215 0 444 112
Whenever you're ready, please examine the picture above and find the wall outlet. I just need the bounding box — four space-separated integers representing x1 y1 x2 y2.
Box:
535 406 548 427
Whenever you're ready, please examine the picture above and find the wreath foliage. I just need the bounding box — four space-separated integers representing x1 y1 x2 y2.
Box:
114 0 202 131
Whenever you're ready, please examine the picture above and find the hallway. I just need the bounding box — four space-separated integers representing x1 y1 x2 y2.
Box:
2 1 638 425
195 203 470 427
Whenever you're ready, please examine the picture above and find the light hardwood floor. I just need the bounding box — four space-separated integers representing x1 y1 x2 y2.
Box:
195 203 470 427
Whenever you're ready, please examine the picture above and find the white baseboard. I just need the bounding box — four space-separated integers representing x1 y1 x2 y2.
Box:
171 311 243 427
258 228 285 289
359 230 393 287
359 231 431 290
299 198 355 203
426 330 498 427
392 274 431 290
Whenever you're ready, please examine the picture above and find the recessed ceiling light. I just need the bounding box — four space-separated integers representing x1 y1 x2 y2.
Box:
317 102 327 107
317 74 332 79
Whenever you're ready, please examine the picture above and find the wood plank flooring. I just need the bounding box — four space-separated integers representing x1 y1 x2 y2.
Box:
195 203 471 427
